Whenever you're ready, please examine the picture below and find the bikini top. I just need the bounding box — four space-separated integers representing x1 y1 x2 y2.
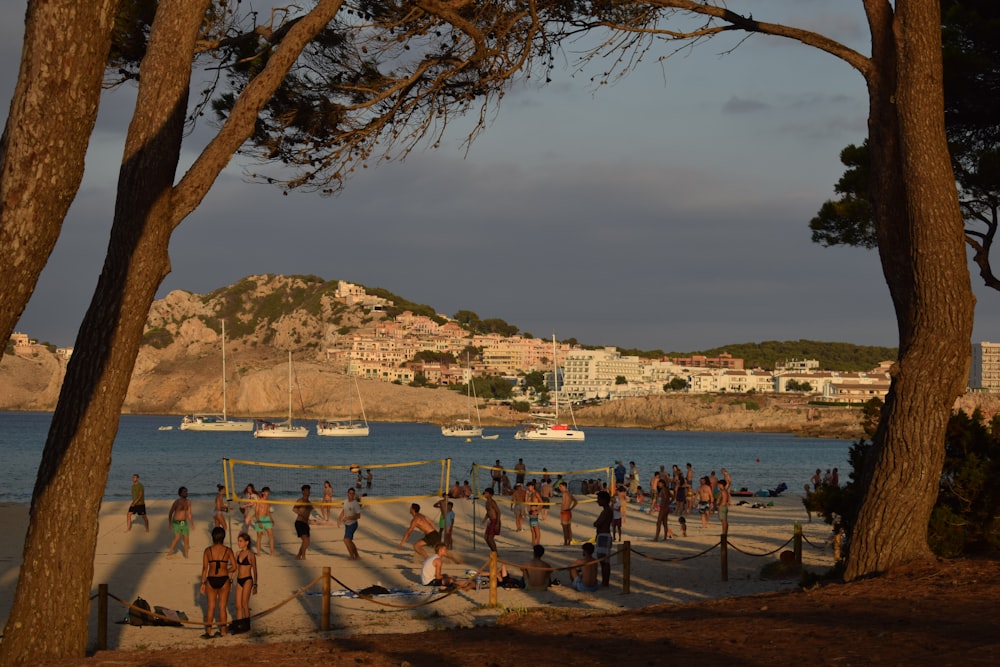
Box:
209 546 232 574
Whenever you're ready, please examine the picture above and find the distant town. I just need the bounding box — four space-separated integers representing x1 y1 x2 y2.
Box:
10 280 1000 403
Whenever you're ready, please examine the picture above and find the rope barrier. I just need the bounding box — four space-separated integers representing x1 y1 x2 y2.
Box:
727 535 796 558
631 540 722 563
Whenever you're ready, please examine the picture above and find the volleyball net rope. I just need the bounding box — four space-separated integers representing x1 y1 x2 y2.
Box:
222 458 451 510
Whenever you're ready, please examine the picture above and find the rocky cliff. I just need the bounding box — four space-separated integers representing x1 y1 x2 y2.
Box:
6 273 1000 436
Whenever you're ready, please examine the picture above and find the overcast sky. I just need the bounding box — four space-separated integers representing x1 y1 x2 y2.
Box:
4 2 997 352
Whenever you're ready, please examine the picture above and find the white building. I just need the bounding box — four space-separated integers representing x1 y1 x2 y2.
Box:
970 342 1000 392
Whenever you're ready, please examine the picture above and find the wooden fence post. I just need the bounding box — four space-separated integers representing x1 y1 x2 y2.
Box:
97 583 108 651
489 551 498 607
720 534 729 582
622 541 631 594
794 523 803 564
321 567 331 631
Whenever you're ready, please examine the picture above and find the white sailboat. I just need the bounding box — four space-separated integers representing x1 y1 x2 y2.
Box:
317 375 370 437
515 335 585 441
442 355 484 438
180 321 253 432
253 351 308 439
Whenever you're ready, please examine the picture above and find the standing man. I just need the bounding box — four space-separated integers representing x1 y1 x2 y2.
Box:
338 487 362 560
482 488 501 552
511 482 527 532
254 487 275 556
594 490 613 587
126 474 148 533
398 503 440 559
166 486 193 558
559 480 578 545
292 485 312 560
213 484 228 529
514 458 527 486
491 460 503 494
525 481 542 546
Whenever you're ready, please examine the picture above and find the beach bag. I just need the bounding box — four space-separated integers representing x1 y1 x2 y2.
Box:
128 596 151 626
153 605 187 627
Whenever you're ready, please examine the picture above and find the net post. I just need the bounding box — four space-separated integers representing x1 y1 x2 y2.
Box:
321 567 331 631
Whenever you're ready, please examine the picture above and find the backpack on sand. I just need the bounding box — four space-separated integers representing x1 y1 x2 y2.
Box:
127 596 152 626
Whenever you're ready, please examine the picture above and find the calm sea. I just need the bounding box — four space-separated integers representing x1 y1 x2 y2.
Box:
0 411 852 505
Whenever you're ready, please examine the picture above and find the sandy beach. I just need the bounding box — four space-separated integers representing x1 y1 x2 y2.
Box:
0 492 837 653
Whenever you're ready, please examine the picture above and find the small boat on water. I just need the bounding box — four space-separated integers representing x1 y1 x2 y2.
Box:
441 418 483 438
317 376 369 437
514 335 585 442
158 425 174 431
253 351 308 439
180 322 253 432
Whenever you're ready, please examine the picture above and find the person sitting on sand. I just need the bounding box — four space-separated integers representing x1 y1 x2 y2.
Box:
568 542 600 592
521 544 554 591
420 543 472 590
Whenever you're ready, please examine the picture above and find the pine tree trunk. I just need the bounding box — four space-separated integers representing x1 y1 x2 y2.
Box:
845 0 974 580
0 2 209 661
0 0 120 345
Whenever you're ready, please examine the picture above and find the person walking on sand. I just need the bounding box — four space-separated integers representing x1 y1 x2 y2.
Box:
698 476 714 529
166 486 193 558
232 532 257 634
511 482 526 531
213 484 228 529
200 526 236 638
482 488 501 552
559 480 578 545
338 487 362 559
398 503 440 559
654 479 674 541
292 485 312 560
126 474 148 533
254 486 275 556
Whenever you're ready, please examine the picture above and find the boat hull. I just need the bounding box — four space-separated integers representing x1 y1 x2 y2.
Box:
253 426 309 439
442 425 483 437
514 425 586 441
180 417 254 432
317 422 370 437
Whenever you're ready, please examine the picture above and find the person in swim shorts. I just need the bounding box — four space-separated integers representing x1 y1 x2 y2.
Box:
398 503 439 559
254 486 275 555
482 488 501 552
559 480 578 545
167 486 193 558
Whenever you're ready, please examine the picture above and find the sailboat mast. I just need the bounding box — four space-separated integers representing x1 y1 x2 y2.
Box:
287 350 293 424
552 334 558 420
221 321 228 421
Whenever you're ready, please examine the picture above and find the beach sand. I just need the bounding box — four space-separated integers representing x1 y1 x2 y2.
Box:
0 492 837 652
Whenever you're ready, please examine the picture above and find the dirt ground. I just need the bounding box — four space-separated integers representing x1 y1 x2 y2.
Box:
38 558 1000 667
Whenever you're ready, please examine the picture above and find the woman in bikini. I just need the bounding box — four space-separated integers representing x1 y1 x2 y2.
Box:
200 526 236 638
233 532 258 634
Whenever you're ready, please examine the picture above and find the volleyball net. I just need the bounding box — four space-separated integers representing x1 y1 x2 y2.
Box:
469 462 613 507
222 458 451 509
